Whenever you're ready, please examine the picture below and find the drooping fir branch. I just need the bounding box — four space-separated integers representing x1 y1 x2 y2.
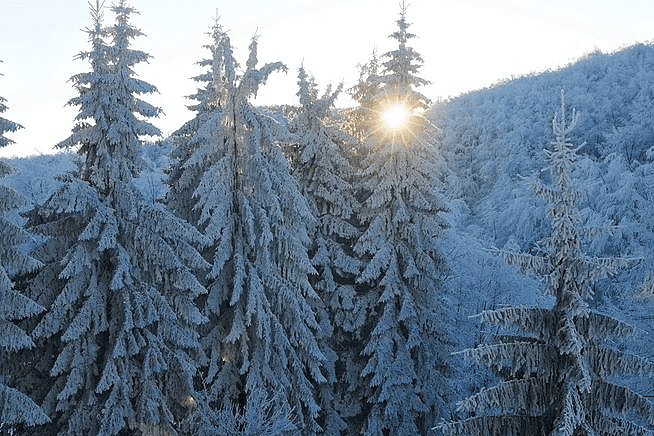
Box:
0 162 49 431
0 60 49 430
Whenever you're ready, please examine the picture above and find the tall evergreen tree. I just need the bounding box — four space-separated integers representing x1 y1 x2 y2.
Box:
23 2 209 434
350 4 449 434
166 25 325 433
287 67 362 434
166 15 229 226
0 64 50 432
438 91 654 436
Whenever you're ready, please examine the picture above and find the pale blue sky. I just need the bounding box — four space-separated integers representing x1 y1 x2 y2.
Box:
1 0 653 157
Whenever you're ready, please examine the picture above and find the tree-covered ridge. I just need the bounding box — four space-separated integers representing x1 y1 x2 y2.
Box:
435 42 654 393
433 42 654 213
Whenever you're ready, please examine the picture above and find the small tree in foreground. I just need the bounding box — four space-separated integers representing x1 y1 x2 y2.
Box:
438 91 654 436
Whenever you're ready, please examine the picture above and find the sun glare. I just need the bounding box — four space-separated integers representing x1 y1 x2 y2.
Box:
382 104 410 129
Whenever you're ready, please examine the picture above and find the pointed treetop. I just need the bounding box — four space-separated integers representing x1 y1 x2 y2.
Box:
208 11 225 50
206 13 228 109
110 0 146 50
543 89 583 208
111 0 139 18
385 3 429 87
349 49 381 105
297 65 314 109
58 0 160 194
246 32 260 71
377 1 431 123
296 65 341 118
390 1 416 45
553 89 578 144
74 0 108 69
184 13 232 113
88 0 105 28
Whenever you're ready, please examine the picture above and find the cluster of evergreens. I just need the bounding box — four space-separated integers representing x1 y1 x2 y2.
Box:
0 1 652 435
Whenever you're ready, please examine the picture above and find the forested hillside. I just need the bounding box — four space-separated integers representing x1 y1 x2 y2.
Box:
432 42 654 419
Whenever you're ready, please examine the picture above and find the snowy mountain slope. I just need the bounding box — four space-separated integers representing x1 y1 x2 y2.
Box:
434 43 654 412
433 42 654 213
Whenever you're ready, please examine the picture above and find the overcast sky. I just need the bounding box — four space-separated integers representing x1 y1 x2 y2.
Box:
1 0 653 158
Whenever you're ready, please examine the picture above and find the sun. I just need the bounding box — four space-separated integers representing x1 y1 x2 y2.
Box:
382 104 410 130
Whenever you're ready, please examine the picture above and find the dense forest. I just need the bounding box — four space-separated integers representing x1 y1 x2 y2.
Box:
1 1 653 435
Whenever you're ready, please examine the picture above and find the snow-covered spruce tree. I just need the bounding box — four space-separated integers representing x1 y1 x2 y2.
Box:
0 68 50 432
183 386 297 436
350 4 449 434
165 28 324 433
167 20 300 434
438 91 654 436
286 67 362 434
166 15 230 226
372 4 431 142
23 2 209 435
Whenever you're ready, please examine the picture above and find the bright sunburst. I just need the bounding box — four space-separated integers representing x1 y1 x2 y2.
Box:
382 104 410 129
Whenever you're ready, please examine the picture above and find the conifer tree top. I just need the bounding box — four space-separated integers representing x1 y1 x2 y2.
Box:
354 3 433 147
380 2 430 110
58 0 161 194
187 14 230 113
